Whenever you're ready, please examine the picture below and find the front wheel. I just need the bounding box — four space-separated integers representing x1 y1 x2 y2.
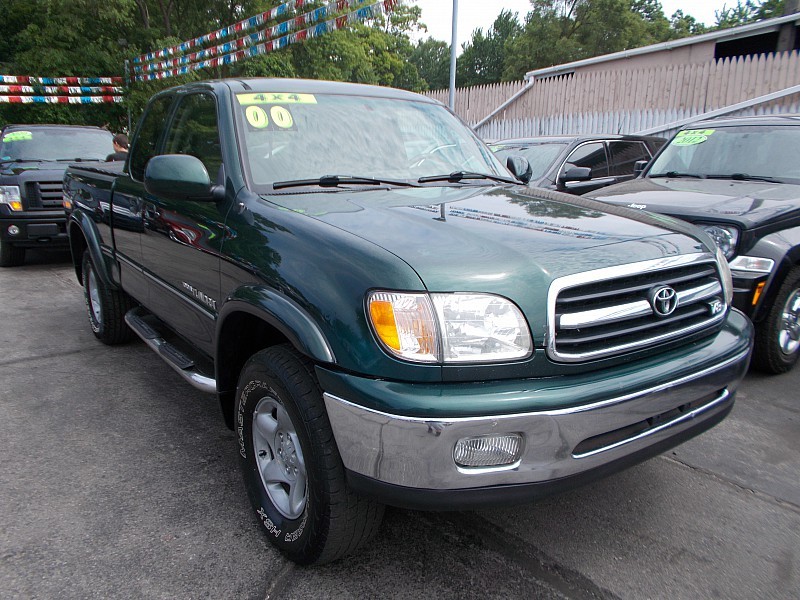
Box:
0 240 25 267
236 345 384 565
81 250 135 345
753 267 800 374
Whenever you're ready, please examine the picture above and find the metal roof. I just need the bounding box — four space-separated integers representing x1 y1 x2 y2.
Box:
524 13 800 81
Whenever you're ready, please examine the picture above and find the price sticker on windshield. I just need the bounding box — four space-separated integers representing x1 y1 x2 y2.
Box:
245 106 269 129
674 129 715 146
270 106 294 129
2 131 32 142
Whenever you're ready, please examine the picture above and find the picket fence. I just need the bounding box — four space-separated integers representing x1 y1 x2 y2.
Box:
425 51 800 140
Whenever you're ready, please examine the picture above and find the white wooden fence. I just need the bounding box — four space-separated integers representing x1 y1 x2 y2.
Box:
425 51 800 140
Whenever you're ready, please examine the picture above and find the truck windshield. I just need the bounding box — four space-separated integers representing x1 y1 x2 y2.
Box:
0 128 114 162
234 92 508 190
648 125 800 183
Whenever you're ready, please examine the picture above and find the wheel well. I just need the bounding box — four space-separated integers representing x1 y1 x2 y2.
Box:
217 311 291 428
68 223 88 285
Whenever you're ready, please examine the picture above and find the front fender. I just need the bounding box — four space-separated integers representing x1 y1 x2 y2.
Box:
218 285 335 364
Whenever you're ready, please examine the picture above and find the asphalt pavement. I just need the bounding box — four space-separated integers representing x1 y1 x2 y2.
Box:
1 250 798 599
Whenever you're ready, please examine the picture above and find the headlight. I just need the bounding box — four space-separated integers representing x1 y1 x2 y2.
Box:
702 224 738 260
0 185 22 211
367 291 532 364
715 247 734 305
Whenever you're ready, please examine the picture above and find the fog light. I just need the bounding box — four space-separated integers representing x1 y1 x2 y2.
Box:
454 433 523 468
7 225 20 236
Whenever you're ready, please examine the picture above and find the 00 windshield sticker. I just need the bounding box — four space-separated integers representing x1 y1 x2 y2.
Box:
673 129 715 146
236 93 317 105
245 106 270 129
270 106 294 129
2 131 32 142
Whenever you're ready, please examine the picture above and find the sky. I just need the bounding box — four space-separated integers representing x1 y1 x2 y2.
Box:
410 0 727 49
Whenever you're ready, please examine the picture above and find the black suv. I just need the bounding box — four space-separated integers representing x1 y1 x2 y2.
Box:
489 134 665 195
0 124 114 266
590 115 800 373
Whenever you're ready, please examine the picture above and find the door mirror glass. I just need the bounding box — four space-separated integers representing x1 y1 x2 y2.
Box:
506 156 532 184
144 154 217 201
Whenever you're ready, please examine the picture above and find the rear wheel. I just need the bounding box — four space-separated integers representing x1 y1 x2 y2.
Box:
0 240 25 267
236 344 384 565
753 267 800 374
81 250 135 345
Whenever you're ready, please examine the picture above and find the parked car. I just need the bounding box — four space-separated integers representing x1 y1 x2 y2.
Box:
589 115 800 374
64 79 751 564
0 124 114 266
489 134 665 195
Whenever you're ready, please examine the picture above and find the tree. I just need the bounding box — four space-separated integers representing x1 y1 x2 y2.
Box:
410 38 450 91
457 10 522 87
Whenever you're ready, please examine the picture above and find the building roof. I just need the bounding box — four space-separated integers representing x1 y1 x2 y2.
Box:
524 13 800 81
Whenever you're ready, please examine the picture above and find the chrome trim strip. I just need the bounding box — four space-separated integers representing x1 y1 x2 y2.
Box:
559 280 722 329
142 269 216 321
572 388 730 459
554 311 727 361
323 347 750 424
548 253 722 362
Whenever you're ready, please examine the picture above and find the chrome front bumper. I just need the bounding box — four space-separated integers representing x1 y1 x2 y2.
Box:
323 346 750 492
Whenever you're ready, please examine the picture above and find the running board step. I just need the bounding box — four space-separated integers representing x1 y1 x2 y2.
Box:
125 307 216 394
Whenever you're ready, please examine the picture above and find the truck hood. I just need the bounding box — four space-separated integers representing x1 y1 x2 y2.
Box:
589 177 800 229
0 160 69 178
264 184 710 293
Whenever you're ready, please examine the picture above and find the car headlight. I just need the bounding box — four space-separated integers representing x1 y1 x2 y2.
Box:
702 224 738 260
0 185 22 211
715 247 734 305
367 291 532 363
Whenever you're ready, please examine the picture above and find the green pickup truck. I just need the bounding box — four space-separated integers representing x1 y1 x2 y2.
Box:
64 78 753 565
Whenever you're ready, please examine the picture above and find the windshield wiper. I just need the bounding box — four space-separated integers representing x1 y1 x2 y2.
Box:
272 175 419 190
418 171 518 185
0 158 54 164
649 171 705 179
706 173 781 183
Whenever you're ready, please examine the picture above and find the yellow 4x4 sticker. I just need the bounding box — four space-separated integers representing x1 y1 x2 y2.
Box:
674 129 715 146
2 131 33 142
236 93 317 106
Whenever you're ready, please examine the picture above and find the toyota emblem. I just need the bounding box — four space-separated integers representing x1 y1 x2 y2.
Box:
649 285 678 317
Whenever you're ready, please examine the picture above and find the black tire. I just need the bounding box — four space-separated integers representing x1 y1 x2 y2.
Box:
753 266 800 374
236 344 384 565
81 250 135 345
0 240 25 267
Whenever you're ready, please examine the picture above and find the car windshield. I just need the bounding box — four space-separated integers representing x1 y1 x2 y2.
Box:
648 125 800 183
0 128 114 162
234 91 508 190
490 142 568 180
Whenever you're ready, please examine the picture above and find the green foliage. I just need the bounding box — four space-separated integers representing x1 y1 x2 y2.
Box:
457 10 523 87
410 38 450 91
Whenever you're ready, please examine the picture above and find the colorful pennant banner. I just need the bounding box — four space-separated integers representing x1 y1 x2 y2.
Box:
0 75 123 85
133 0 313 65
135 0 397 83
0 95 124 104
134 0 373 75
0 85 122 95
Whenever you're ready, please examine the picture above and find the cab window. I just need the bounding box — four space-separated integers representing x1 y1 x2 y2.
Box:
129 95 173 181
563 142 609 178
163 93 223 183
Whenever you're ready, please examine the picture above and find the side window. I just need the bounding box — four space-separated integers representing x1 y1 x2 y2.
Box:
563 142 609 178
129 95 173 181
164 93 223 182
609 141 651 176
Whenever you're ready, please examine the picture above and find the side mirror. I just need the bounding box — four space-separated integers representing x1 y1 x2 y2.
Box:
633 159 649 177
506 156 532 184
559 166 592 183
144 154 223 202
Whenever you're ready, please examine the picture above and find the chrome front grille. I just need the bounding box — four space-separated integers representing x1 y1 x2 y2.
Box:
548 254 727 362
24 181 63 209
